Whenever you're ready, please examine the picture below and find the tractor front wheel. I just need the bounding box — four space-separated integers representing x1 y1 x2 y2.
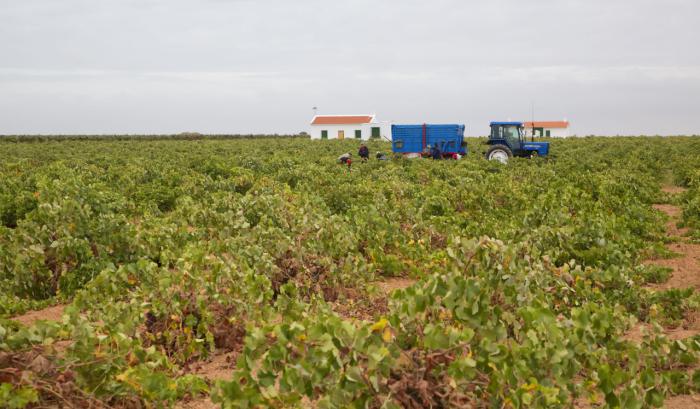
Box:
486 145 512 164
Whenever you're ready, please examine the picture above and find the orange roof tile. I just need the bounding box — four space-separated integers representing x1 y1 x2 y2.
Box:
523 121 569 129
311 115 373 125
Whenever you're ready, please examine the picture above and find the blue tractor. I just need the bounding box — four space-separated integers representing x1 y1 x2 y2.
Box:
486 122 550 163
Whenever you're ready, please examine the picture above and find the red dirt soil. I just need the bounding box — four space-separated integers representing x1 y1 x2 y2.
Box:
664 394 700 408
662 185 688 195
638 187 700 406
625 315 700 343
189 351 236 382
175 398 218 409
646 202 700 291
648 241 700 291
11 305 66 326
376 277 417 294
175 351 236 409
653 204 690 237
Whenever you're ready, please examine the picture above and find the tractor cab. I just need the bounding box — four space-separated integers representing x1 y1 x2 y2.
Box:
486 122 549 163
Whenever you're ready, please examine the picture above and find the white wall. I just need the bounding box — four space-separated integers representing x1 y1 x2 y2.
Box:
309 121 392 140
309 124 366 140
524 127 570 138
374 121 392 141
550 128 569 137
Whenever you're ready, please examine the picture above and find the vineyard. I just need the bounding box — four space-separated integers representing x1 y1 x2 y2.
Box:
1 136 700 408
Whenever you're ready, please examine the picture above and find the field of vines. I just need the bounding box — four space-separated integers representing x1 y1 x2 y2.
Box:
1 136 700 408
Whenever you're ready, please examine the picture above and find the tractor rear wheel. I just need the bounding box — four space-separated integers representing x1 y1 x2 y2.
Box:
486 145 512 164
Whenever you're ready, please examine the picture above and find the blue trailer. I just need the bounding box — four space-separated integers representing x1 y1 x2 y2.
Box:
391 124 467 158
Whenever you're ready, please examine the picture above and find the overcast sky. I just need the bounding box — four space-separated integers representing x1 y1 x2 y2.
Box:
1 0 699 135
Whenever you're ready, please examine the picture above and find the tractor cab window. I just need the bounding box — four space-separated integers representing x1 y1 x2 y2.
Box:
502 126 519 142
503 126 523 148
491 125 523 146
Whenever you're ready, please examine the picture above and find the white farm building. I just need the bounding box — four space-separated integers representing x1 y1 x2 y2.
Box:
309 115 391 140
523 121 570 138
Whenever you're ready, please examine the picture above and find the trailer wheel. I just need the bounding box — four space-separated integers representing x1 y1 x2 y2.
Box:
486 145 512 164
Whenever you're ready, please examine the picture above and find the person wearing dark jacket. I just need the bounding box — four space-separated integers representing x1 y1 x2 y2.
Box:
358 144 369 162
431 144 442 160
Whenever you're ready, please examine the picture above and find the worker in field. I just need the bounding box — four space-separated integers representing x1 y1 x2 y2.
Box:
358 144 369 162
431 144 442 160
338 152 352 169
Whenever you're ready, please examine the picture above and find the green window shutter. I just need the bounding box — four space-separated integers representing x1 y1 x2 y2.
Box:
371 127 380 138
545 130 551 137
321 130 328 139
355 130 362 139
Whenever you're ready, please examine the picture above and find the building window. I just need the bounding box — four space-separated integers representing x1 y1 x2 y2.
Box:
355 130 362 139
321 130 328 139
545 130 551 137
371 127 380 138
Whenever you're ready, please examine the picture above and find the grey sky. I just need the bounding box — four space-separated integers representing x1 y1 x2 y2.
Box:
1 0 699 135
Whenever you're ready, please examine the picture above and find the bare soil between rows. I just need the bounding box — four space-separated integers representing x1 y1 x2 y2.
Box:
644 198 700 293
376 277 417 294
176 352 236 409
640 186 700 407
10 304 66 326
662 185 689 195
